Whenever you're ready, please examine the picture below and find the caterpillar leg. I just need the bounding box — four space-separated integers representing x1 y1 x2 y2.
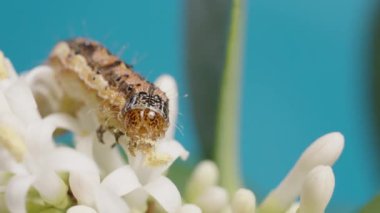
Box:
96 125 124 148
96 125 106 144
111 128 124 148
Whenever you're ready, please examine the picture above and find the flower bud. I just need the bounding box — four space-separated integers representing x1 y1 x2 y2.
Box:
195 186 228 213
186 160 219 201
178 204 202 213
298 166 335 213
260 132 343 212
231 188 256 213
67 205 97 213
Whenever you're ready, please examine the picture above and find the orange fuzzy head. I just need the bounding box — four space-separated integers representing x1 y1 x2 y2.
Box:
123 92 169 141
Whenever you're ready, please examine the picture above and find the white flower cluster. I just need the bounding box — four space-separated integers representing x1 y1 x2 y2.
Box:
0 52 192 213
183 131 343 213
0 51 344 213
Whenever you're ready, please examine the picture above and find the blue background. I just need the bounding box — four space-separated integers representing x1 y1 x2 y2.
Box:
0 0 379 211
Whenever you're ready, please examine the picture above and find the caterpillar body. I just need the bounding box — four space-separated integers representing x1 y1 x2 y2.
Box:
48 38 169 156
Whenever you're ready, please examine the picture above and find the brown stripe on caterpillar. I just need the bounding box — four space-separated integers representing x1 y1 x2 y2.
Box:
48 38 170 156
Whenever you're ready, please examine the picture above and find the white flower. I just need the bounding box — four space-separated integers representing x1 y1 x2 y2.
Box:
31 71 190 213
68 169 132 213
0 53 99 212
185 132 344 213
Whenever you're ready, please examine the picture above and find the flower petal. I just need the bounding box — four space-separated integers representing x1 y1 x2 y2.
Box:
259 132 343 212
125 151 149 183
4 79 40 123
156 140 189 161
24 66 54 87
43 113 82 134
0 124 27 162
33 171 68 207
154 75 178 140
95 187 130 213
0 149 26 173
0 92 11 114
24 66 64 118
4 58 17 79
101 165 141 196
24 66 61 99
76 105 99 132
5 174 35 213
0 52 17 81
45 147 99 173
24 119 55 154
75 135 94 159
124 188 149 211
69 171 100 206
67 205 98 213
144 176 181 213
298 166 335 213
93 135 125 174
141 140 189 182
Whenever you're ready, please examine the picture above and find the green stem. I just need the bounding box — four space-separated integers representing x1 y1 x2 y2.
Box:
215 0 246 194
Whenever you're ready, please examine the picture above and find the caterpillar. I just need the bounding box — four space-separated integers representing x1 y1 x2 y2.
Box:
48 38 169 156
